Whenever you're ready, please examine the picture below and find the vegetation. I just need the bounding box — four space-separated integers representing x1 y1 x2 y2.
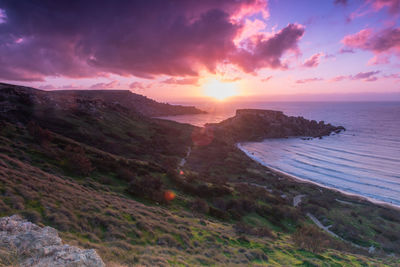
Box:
0 84 399 266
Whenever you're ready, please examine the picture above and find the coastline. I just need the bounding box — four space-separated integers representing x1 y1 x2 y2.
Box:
236 142 400 211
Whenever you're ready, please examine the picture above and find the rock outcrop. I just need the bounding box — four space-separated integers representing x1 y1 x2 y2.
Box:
206 109 345 142
0 215 105 267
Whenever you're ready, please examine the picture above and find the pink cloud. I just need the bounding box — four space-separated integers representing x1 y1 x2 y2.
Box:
296 77 323 84
303 52 324 68
349 0 399 22
368 0 400 15
330 75 348 82
162 77 199 85
89 80 119 89
342 27 400 64
262 75 273 82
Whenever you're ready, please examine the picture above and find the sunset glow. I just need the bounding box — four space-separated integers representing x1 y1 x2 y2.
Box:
203 79 240 101
0 0 399 101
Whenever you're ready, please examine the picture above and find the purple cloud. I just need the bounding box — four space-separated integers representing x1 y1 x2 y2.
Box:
231 23 305 72
351 71 380 80
334 0 348 5
0 0 304 82
330 71 380 82
303 52 324 68
342 27 400 64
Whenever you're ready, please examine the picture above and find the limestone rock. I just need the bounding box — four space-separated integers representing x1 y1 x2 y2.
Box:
0 215 105 267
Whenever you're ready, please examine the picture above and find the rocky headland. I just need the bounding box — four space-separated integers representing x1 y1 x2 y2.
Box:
206 109 345 142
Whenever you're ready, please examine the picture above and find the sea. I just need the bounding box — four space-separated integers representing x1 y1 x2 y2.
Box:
160 101 400 207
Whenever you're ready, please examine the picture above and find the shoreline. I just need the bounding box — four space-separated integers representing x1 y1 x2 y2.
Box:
236 142 400 211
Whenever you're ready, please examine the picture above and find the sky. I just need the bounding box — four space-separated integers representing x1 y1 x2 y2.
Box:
0 0 399 101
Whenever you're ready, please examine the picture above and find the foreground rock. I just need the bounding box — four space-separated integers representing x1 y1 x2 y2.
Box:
0 215 105 267
206 109 345 142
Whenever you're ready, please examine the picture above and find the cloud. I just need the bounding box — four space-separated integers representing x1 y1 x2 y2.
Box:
351 70 380 80
303 52 324 68
231 23 305 72
296 77 323 84
162 77 199 85
334 0 348 5
330 71 380 81
349 0 399 21
330 75 348 82
38 84 56 90
368 0 400 15
0 0 297 82
342 27 400 64
262 75 273 82
89 80 119 89
0 8 6 23
339 48 355 54
129 82 148 91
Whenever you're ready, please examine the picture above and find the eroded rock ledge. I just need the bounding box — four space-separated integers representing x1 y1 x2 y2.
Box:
0 215 105 267
206 109 345 142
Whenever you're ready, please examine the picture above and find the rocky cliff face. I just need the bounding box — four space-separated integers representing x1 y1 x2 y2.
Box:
206 109 345 142
0 215 105 267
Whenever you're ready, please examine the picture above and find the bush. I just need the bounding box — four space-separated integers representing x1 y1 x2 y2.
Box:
64 145 94 176
116 168 135 182
27 121 53 145
126 175 164 202
191 199 209 214
292 225 328 253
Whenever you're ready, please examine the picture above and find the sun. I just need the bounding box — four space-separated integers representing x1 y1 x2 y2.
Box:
203 79 239 101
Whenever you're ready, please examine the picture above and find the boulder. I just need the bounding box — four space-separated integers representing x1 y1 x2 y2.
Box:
0 215 105 267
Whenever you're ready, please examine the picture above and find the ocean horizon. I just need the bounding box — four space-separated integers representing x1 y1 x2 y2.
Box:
161 101 400 207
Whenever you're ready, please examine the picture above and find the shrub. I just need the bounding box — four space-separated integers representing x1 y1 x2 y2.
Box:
292 224 329 253
116 168 135 182
209 207 230 220
191 199 209 214
64 145 94 176
27 121 53 145
126 175 164 202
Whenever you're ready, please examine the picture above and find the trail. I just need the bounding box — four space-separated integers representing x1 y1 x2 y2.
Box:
179 147 192 168
306 213 373 252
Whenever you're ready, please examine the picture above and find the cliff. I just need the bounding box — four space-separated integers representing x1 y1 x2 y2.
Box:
206 109 345 142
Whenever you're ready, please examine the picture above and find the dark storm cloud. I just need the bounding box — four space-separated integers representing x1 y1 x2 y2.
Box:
0 0 303 81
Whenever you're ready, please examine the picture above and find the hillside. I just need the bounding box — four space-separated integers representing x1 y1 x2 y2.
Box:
0 83 205 117
0 83 399 266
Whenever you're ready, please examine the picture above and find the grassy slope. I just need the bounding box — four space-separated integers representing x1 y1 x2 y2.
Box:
0 86 399 266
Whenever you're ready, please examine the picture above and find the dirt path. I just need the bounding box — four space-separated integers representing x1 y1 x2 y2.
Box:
179 147 192 168
306 213 341 240
306 213 371 251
